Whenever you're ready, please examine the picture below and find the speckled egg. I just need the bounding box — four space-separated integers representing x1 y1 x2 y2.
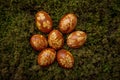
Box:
59 13 77 34
48 30 64 50
57 49 74 69
38 48 56 67
35 11 53 33
67 31 87 48
30 34 48 51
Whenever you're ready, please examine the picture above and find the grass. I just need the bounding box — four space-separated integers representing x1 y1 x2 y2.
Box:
0 0 120 80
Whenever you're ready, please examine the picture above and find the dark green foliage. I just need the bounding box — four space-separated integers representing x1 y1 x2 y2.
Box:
0 0 120 80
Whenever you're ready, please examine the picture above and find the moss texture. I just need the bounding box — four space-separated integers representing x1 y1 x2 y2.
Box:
0 0 120 80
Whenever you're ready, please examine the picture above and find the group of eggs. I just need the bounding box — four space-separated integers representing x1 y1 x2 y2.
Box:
30 11 87 69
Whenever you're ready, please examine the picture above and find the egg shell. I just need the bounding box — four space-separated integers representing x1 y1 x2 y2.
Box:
57 49 74 69
48 30 64 50
35 11 53 33
30 34 48 51
67 31 87 48
59 13 77 34
38 48 56 67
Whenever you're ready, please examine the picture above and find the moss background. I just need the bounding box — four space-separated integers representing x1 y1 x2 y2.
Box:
0 0 120 80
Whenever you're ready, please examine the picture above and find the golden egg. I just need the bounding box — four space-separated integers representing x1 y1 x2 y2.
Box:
35 11 53 33
30 34 48 51
59 13 77 34
67 31 87 48
48 30 64 50
57 49 74 69
38 48 56 67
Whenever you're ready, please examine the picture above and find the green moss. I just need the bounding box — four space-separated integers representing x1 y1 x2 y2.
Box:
0 0 120 80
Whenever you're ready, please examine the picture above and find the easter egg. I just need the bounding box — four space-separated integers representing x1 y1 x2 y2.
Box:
57 49 74 69
67 31 87 48
48 30 64 50
59 13 77 34
30 34 48 51
35 11 53 33
38 48 56 67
